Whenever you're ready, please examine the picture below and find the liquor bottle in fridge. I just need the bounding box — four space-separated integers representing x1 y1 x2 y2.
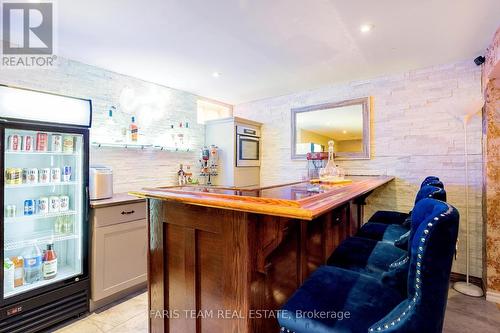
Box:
0 84 91 333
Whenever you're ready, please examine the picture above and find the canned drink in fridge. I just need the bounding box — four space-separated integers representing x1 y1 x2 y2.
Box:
50 168 61 183
22 135 34 152
24 200 35 216
32 200 39 215
62 166 72 182
5 205 16 218
26 168 39 184
51 134 62 152
8 134 21 151
38 197 49 214
6 168 22 185
36 132 48 151
39 168 50 183
22 168 29 183
59 196 69 212
62 136 74 153
49 196 60 213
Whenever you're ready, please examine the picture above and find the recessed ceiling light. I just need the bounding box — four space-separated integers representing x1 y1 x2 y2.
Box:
360 24 373 33
212 72 221 78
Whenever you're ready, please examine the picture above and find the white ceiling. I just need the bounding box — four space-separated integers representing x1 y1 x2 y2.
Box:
52 0 500 104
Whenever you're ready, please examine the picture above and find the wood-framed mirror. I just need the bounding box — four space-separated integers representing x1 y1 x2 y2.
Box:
291 97 371 160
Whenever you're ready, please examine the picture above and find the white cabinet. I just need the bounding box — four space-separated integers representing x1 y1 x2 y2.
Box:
90 200 147 310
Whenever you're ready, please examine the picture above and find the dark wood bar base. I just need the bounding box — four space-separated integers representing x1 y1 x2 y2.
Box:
147 198 365 333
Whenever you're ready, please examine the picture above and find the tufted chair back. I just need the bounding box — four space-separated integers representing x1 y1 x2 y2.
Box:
421 176 439 185
414 185 446 204
420 178 444 189
369 198 459 333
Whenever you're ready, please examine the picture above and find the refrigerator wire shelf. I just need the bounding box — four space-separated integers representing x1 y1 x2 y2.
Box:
5 150 79 156
3 265 81 299
4 210 77 224
4 181 80 189
5 232 79 251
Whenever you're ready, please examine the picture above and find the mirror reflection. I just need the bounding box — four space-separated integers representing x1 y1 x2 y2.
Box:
291 98 370 159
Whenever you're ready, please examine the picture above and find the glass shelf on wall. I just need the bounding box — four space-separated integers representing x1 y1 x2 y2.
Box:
91 142 191 152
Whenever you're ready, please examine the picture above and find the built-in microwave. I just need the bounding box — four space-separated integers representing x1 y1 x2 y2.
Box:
236 125 261 167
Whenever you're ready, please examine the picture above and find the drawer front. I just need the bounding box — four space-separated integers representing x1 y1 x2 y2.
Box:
331 204 348 225
91 219 148 301
93 202 147 227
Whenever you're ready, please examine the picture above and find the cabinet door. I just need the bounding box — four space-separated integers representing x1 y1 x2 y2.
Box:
91 219 147 301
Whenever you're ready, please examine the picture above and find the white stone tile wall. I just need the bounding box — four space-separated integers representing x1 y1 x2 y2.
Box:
0 56 483 277
234 60 484 277
0 57 204 192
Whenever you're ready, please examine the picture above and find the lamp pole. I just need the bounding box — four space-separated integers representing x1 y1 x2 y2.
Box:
453 114 483 297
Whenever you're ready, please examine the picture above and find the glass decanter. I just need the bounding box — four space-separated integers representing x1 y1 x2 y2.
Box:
319 141 345 182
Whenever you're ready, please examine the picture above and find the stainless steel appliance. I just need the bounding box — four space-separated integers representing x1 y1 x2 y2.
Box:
204 117 262 187
236 125 261 167
89 166 113 200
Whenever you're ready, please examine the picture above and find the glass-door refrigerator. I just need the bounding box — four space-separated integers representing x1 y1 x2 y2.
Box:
0 85 91 333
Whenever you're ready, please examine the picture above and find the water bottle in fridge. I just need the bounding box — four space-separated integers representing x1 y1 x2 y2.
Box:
22 244 43 284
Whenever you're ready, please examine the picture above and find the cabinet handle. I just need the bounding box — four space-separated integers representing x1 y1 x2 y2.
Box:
121 210 135 215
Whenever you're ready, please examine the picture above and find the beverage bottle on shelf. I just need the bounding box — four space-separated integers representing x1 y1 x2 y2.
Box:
11 256 24 287
42 244 58 280
106 107 115 126
106 107 120 143
3 258 15 293
130 116 138 142
177 164 186 186
22 244 43 284
185 165 193 183
54 219 61 234
63 217 73 234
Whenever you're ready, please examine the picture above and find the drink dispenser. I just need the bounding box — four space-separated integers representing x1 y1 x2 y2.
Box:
200 145 219 185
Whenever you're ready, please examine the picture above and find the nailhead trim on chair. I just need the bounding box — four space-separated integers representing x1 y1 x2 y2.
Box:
281 209 450 333
389 255 409 268
368 210 449 332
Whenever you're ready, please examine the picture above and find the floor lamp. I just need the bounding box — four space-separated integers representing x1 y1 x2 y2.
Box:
452 100 484 297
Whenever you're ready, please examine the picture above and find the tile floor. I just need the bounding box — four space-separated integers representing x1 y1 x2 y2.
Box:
51 288 500 333
52 291 148 333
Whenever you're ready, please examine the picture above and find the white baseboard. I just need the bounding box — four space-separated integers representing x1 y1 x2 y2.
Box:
486 290 500 304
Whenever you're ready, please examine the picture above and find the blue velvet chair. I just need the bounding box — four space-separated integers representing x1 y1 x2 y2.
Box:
278 198 459 333
366 177 444 227
325 237 407 298
325 186 445 294
420 176 442 188
355 185 446 243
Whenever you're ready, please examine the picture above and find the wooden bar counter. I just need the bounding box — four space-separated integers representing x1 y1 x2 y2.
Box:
130 176 394 333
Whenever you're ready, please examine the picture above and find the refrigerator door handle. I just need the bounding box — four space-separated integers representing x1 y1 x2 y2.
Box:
85 185 90 222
